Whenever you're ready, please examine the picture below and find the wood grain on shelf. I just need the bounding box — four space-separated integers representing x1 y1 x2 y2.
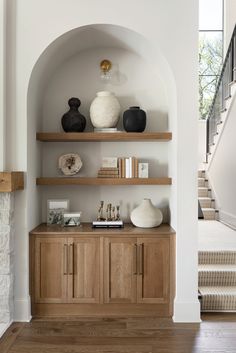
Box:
36 177 172 186
0 172 24 192
36 132 172 142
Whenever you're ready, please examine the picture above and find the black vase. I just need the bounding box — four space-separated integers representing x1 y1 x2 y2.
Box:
123 106 146 132
61 97 86 132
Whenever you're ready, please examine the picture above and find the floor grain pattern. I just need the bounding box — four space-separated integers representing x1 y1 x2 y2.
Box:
1 314 236 353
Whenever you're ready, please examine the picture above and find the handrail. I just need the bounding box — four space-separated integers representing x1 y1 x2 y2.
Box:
206 24 236 162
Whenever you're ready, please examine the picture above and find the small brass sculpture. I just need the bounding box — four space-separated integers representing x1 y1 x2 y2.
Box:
97 201 106 221
96 201 121 222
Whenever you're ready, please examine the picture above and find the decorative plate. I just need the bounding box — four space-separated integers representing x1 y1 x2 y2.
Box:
58 153 82 176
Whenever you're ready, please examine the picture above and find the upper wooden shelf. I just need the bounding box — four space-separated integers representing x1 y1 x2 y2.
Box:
36 132 172 142
0 172 24 192
36 177 172 186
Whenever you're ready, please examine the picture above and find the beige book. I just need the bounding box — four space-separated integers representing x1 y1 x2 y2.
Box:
121 158 125 178
97 174 119 178
118 158 122 178
135 158 138 178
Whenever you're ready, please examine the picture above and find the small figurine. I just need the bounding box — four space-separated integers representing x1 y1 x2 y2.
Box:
97 201 105 221
116 205 120 221
111 206 116 221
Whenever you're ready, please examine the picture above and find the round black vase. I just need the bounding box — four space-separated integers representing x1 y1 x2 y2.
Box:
123 106 146 132
61 97 86 132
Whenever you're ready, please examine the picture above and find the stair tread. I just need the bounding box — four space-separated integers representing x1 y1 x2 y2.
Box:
199 264 236 271
198 187 209 190
198 197 212 200
199 286 236 295
202 208 217 211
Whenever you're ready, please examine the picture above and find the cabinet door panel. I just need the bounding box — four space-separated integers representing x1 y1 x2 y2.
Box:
137 238 170 304
35 237 67 303
68 238 100 303
104 237 137 303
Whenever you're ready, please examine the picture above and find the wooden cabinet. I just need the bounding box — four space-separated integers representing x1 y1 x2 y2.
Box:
68 238 100 303
30 223 175 317
33 236 100 304
104 237 170 305
104 237 137 303
137 238 170 304
34 237 67 303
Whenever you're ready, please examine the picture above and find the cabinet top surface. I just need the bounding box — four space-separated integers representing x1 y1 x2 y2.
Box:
30 223 175 236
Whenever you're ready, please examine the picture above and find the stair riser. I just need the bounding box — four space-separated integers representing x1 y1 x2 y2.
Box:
201 296 236 311
202 210 216 220
199 251 236 265
198 179 208 187
198 171 206 178
199 272 236 286
199 199 214 208
198 189 209 197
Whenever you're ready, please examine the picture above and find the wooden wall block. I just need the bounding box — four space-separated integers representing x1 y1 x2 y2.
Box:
0 172 24 192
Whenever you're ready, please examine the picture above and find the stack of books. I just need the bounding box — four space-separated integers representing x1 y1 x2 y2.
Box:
97 157 148 178
97 167 119 178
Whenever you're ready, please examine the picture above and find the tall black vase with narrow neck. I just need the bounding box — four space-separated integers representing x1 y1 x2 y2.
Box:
123 106 146 132
61 97 86 132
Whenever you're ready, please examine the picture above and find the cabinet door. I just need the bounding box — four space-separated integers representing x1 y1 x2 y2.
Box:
35 237 68 303
137 238 170 304
68 238 100 303
104 237 137 303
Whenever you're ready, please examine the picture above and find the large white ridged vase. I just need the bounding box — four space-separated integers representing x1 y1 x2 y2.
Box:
130 198 163 228
90 91 121 128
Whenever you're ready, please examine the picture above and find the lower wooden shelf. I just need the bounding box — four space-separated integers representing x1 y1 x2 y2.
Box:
36 177 172 186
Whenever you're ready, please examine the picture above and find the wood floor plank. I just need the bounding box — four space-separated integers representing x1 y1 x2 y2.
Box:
1 314 236 353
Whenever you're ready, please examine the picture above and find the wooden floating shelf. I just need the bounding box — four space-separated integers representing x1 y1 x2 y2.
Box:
0 172 24 192
36 132 172 142
36 177 172 186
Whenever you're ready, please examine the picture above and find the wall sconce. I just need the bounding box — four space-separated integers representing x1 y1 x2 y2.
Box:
100 59 112 81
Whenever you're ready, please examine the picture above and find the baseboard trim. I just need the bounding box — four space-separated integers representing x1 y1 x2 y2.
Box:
14 296 32 322
0 320 13 338
173 300 201 322
219 210 236 230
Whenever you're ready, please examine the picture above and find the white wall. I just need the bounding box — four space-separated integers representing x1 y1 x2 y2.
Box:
4 0 200 322
41 46 170 222
224 0 236 52
208 95 236 229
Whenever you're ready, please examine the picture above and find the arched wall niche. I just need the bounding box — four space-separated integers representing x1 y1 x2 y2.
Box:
27 23 177 228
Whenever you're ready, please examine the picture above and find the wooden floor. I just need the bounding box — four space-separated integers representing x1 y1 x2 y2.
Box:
1 314 236 353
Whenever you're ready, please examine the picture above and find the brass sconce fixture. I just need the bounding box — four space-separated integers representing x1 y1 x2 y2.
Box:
100 59 112 81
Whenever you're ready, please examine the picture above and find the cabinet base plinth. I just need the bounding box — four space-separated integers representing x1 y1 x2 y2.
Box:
32 303 172 317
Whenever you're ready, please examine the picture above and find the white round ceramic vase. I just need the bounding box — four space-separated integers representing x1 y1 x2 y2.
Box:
130 198 163 228
90 91 121 128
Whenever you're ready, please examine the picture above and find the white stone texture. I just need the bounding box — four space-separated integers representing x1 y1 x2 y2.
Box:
0 193 14 210
0 275 13 297
0 295 13 312
0 310 11 323
0 226 13 252
0 253 13 275
0 193 14 324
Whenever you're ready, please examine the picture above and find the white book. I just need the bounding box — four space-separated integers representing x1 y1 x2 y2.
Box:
129 157 132 178
125 158 130 178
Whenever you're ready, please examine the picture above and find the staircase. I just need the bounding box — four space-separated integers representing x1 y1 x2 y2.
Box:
199 250 236 311
198 170 218 220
